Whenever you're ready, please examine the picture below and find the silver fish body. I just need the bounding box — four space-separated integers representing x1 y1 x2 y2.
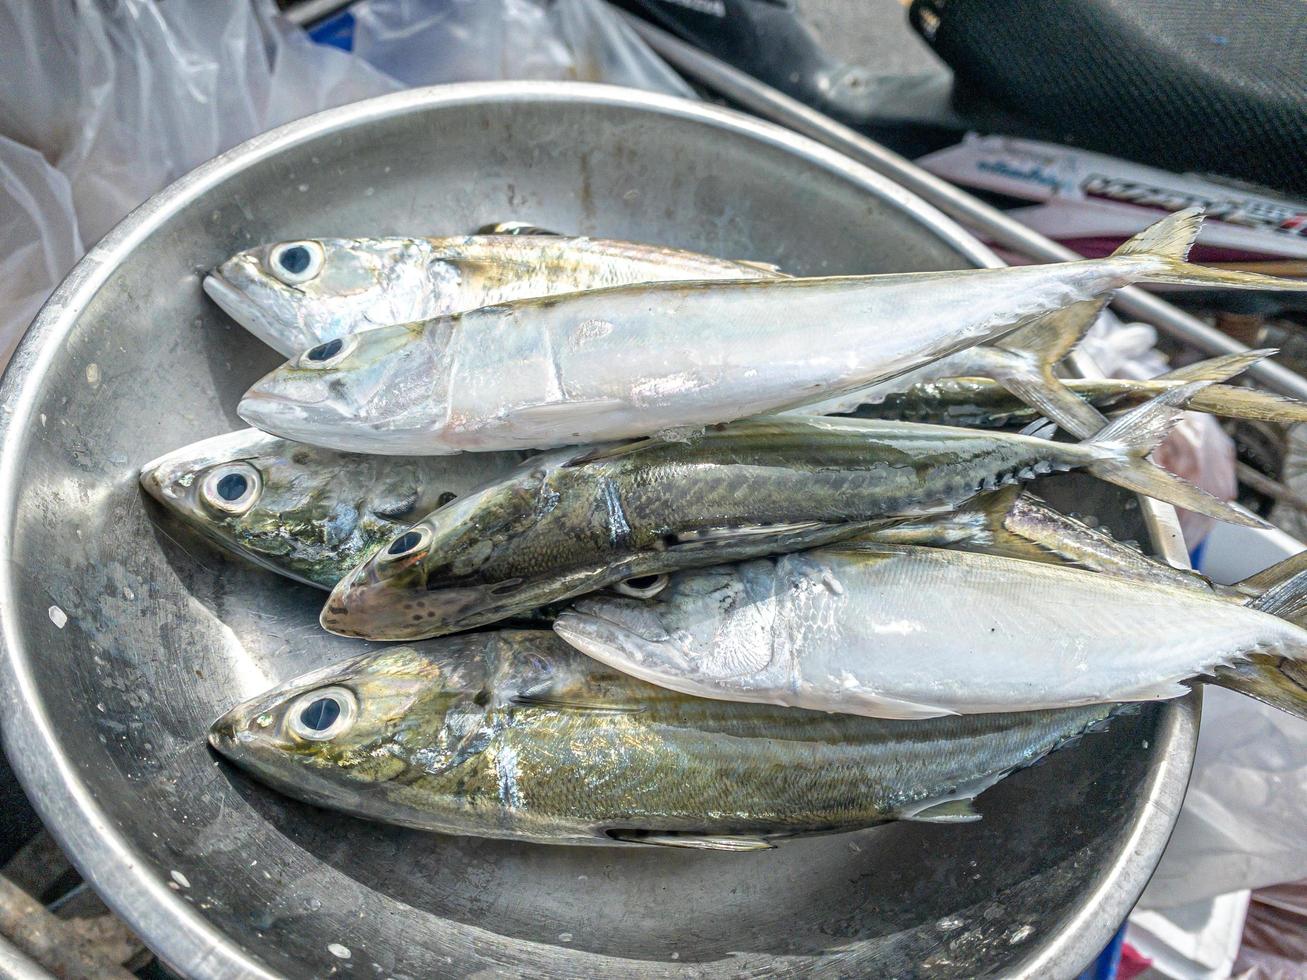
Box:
209 629 1116 847
237 209 1307 454
554 543 1307 719
205 235 785 356
139 428 528 588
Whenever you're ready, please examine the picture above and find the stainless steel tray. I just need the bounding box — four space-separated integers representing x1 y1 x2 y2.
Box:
0 82 1195 979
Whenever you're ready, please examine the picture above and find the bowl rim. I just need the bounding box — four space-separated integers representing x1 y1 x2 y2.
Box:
0 80 1196 979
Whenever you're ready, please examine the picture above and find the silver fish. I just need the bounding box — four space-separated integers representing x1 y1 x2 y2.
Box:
209 629 1118 846
554 543 1307 720
204 234 785 356
237 208 1307 455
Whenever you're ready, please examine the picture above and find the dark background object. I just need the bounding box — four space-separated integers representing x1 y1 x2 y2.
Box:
910 0 1307 198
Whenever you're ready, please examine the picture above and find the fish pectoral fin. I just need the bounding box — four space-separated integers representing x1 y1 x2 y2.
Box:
668 521 825 544
510 694 643 715
508 399 632 440
609 831 775 852
899 799 982 824
662 520 882 554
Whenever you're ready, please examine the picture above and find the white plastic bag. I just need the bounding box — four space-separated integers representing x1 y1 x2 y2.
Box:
349 0 695 96
0 0 400 371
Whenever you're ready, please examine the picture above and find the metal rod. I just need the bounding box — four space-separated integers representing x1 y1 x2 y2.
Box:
282 0 355 27
1238 461 1307 516
0 875 136 980
621 13 1307 403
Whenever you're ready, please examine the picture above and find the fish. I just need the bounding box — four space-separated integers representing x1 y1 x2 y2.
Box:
795 296 1111 434
320 387 1263 642
553 542 1307 721
237 208 1307 455
877 487 1237 597
138 428 529 589
842 350 1307 433
208 628 1117 847
139 423 1225 601
204 234 785 356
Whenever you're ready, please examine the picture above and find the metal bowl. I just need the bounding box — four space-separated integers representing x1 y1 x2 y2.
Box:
0 82 1195 979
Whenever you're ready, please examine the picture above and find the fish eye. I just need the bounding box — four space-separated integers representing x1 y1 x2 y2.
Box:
267 240 324 285
614 574 669 599
287 686 357 741
297 335 355 369
199 462 261 516
383 526 430 561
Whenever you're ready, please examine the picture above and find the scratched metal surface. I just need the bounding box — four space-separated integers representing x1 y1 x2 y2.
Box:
0 83 1196 979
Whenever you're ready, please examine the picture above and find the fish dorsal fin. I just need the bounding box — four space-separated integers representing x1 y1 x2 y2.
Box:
609 831 775 851
899 799 982 824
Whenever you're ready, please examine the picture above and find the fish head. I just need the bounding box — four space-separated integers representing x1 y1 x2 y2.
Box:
139 428 429 588
205 238 451 356
237 320 452 454
321 469 552 639
209 640 494 806
553 562 784 695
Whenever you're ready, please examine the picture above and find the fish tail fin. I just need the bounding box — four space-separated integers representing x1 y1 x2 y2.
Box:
1116 208 1307 290
1083 381 1270 528
989 299 1112 439
1209 656 1307 722
1158 349 1275 383
1155 349 1307 424
1210 552 1307 720
1240 550 1307 624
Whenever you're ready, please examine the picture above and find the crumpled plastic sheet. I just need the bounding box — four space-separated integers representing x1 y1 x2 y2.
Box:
349 0 694 96
1141 686 1307 909
0 0 399 371
0 0 687 375
1234 879 1307 978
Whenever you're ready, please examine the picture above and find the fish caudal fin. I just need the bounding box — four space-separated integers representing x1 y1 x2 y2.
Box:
1242 550 1307 625
1084 381 1270 528
1159 349 1275 383
1210 551 1307 721
1208 656 1307 723
1156 350 1307 424
1117 208 1307 291
989 298 1112 439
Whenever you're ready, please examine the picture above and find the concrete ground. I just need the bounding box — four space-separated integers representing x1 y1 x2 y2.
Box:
798 0 944 76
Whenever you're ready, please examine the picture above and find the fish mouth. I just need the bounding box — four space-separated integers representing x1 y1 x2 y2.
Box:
237 386 340 444
203 273 296 357
554 604 674 666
